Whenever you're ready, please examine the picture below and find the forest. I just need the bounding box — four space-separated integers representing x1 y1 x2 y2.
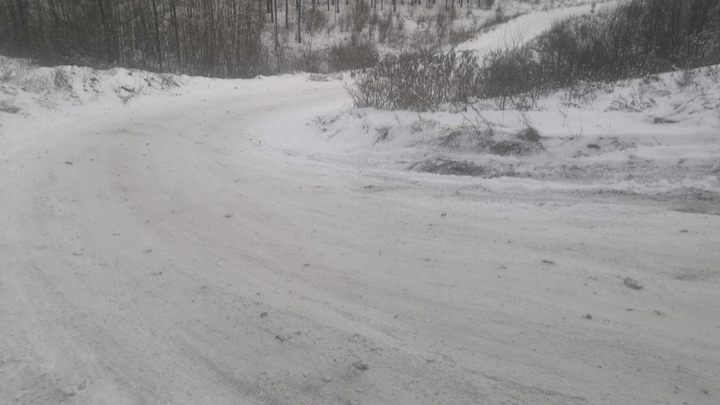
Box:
0 0 498 77
1 0 270 76
2 1 719 91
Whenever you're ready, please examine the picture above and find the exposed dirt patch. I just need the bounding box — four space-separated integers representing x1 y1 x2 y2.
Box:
490 140 539 156
585 188 720 216
435 128 544 157
657 188 720 215
652 116 678 124
0 101 20 114
670 267 718 282
672 205 720 215
437 129 492 151
410 158 486 177
409 158 524 178
517 127 541 143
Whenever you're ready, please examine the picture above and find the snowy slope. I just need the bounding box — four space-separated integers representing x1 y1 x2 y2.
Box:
261 1 719 199
265 67 720 197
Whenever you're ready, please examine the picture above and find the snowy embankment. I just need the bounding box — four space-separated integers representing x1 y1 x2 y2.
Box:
264 67 720 199
260 0 719 201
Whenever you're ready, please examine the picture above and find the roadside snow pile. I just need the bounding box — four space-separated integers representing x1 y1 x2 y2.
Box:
0 56 185 115
266 65 720 195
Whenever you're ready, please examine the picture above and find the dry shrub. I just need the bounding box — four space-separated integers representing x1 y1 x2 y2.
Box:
328 40 379 71
347 50 480 111
378 11 394 43
350 0 720 111
305 8 329 33
481 0 720 98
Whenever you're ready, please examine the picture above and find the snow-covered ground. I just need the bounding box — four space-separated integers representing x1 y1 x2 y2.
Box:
1 3 719 405
267 66 720 202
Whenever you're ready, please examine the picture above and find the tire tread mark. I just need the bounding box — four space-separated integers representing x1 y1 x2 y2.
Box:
174 338 285 405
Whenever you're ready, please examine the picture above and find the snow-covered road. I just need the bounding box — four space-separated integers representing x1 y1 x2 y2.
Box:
2 75 719 405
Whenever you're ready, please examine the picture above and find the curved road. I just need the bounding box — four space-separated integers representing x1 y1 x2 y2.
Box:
2 78 719 405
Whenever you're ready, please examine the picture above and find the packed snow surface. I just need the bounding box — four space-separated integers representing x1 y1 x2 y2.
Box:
1 3 719 405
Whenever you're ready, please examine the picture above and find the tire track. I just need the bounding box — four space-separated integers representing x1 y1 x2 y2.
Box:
172 338 287 405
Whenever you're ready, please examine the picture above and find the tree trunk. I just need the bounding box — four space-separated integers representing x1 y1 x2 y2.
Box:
12 0 30 47
274 0 279 50
297 0 301 43
150 0 162 69
170 0 182 66
97 0 112 62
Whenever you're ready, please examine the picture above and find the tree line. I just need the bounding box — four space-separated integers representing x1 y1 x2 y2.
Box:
0 0 498 77
349 0 720 111
0 0 277 77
